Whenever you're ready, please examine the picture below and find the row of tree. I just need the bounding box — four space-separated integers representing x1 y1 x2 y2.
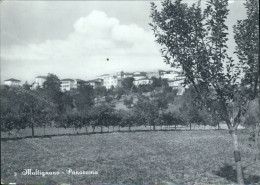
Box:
2 79 246 137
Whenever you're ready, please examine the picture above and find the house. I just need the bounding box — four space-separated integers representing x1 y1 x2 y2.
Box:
85 79 103 89
31 76 47 89
146 71 160 78
168 78 185 88
60 79 77 92
123 72 133 79
133 78 152 86
168 76 186 95
133 73 146 81
98 74 119 89
3 78 21 87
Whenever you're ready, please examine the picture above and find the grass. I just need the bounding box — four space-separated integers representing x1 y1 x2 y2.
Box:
1 130 260 184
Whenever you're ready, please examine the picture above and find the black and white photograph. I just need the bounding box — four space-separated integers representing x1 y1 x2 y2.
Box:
0 0 259 184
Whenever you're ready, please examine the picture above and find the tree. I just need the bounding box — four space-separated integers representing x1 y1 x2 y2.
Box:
134 95 160 130
72 83 94 128
94 86 107 97
89 104 114 133
122 77 135 92
23 81 31 90
150 0 259 183
244 99 260 160
117 110 135 131
123 96 133 108
233 0 259 160
233 0 259 100
42 73 61 101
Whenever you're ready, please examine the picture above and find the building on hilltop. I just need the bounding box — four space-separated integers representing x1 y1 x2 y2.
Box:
98 74 120 89
168 75 186 95
3 78 21 87
133 78 152 86
85 79 103 89
31 76 47 90
60 79 78 92
146 71 160 78
133 73 146 81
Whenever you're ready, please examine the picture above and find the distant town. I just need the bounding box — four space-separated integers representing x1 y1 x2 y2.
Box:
3 69 186 95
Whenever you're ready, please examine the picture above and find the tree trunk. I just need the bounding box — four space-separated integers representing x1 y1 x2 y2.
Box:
218 122 220 130
85 126 88 133
231 131 244 184
255 122 260 161
31 122 34 137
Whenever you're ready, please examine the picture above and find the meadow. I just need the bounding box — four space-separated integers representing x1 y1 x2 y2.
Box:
1 130 260 184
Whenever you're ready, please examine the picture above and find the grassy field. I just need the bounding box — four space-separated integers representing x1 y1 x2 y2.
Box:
1 130 260 184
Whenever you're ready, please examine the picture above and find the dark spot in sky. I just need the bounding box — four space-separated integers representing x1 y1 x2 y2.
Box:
107 58 109 61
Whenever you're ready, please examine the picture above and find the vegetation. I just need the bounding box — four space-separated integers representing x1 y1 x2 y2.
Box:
1 131 259 184
150 0 259 183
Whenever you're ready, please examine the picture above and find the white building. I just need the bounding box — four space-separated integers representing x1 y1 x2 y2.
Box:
146 71 160 78
161 73 179 80
122 73 133 79
168 78 185 88
133 73 146 81
168 76 186 95
31 76 47 89
60 79 78 92
98 74 119 89
85 79 103 89
133 78 152 86
3 78 21 87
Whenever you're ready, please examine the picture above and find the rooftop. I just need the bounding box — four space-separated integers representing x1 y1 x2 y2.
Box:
61 79 75 82
36 76 47 79
4 78 21 82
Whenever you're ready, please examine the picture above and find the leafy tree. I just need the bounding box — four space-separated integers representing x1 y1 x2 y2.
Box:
72 83 94 127
233 0 259 100
134 95 160 130
117 110 135 131
122 77 135 92
150 0 259 183
94 86 107 97
233 0 259 160
89 104 114 133
123 96 133 108
42 73 61 105
1 86 55 137
136 84 154 93
114 87 125 100
23 81 31 90
105 95 113 103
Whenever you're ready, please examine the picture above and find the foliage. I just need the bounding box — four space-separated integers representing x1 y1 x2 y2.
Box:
122 77 135 92
123 96 133 108
150 0 259 183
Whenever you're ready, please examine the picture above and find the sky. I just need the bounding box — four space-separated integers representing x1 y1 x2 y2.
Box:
1 0 247 84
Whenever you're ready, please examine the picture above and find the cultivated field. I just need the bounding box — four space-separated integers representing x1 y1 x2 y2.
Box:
1 130 260 184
